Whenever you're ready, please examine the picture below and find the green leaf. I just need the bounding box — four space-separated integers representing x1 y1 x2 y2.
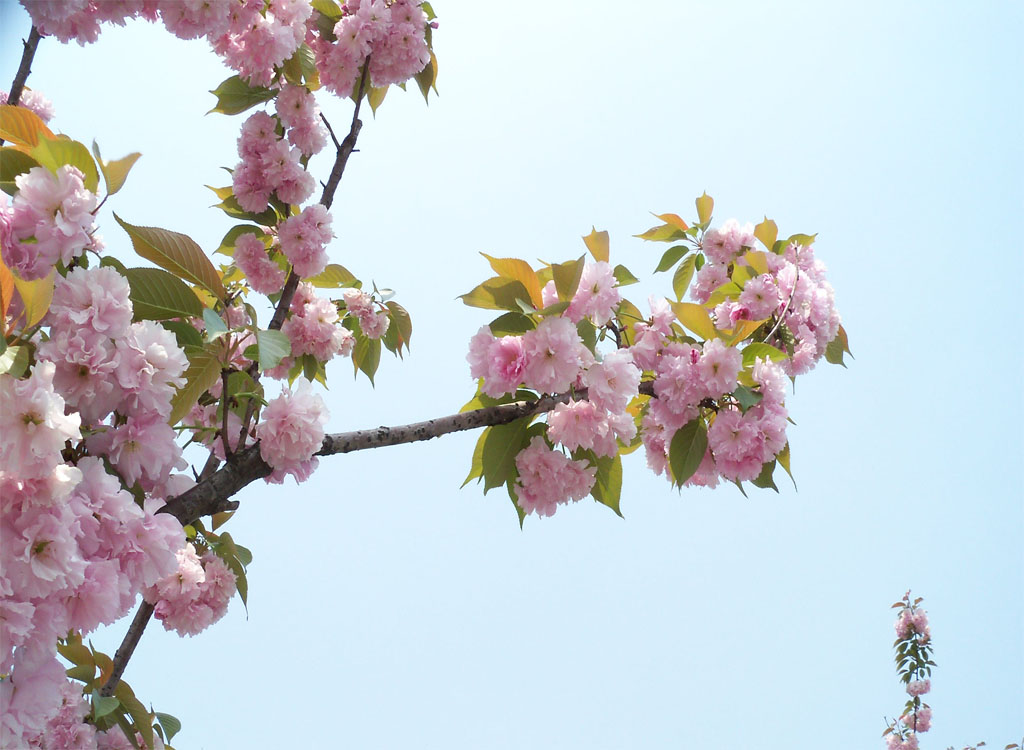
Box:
785 232 818 248
732 385 763 413
590 453 623 517
385 301 413 354
668 418 708 486
741 342 788 369
307 263 357 288
654 244 689 273
30 135 100 192
352 333 381 384
168 345 222 426
255 329 291 371
12 268 55 327
122 267 204 321
505 479 527 528
0 345 30 377
777 444 796 489
160 320 204 350
615 298 644 346
462 428 488 487
458 277 533 311
115 214 227 300
154 713 182 743
114 681 153 750
612 264 639 286
208 75 276 115
215 224 267 257
282 43 317 86
91 690 120 720
414 50 439 102
577 319 598 354
672 254 697 301
481 417 531 492
824 324 852 367
202 307 229 340
91 141 141 196
582 227 609 262
0 147 40 194
488 312 535 336
209 191 281 226
695 192 714 226
551 256 585 302
367 84 388 114
750 460 779 492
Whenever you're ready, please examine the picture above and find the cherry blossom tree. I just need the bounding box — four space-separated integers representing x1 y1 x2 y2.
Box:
0 2 857 747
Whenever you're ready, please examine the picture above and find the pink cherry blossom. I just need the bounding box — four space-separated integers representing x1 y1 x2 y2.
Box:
257 380 328 483
235 232 287 294
522 317 585 394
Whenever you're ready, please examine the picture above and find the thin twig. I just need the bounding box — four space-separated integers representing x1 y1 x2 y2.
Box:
220 369 232 459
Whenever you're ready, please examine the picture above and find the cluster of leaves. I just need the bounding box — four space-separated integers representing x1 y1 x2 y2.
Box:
56 633 180 750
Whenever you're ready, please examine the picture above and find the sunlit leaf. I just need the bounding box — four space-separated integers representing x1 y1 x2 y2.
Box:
481 253 543 308
91 141 141 196
481 417 531 492
582 227 609 262
672 254 697 301
462 428 487 487
669 301 715 341
654 212 689 232
488 311 535 336
634 223 685 242
458 277 533 311
255 329 290 371
0 345 30 377
0 104 54 148
31 135 100 192
11 268 55 327
612 263 639 286
0 147 40 194
742 249 770 276
208 75 276 115
551 256 585 301
695 192 714 225
741 342 788 368
590 453 623 517
753 218 778 251
307 263 357 288
385 301 412 353
654 244 689 273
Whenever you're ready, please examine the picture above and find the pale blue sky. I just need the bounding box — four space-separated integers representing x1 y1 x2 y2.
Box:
3 1 1022 747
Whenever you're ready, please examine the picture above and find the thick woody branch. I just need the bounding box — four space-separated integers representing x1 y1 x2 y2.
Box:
1 26 42 147
99 601 154 697
6 26 41 108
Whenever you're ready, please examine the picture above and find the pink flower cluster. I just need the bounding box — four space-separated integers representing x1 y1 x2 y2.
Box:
468 317 591 398
144 543 237 637
566 261 620 325
257 380 328 483
234 232 287 295
1 165 98 280
513 437 597 517
342 287 389 339
279 203 334 278
276 83 327 157
21 0 310 89
1 87 55 122
313 0 432 97
233 111 315 214
281 282 355 362
884 593 935 750
692 222 841 378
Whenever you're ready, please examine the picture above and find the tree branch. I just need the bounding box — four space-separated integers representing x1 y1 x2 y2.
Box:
1 26 42 147
99 601 154 697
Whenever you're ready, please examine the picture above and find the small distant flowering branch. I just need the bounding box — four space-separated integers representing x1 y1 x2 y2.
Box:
883 592 935 749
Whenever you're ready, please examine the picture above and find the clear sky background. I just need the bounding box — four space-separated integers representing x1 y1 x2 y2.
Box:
3 1 1022 748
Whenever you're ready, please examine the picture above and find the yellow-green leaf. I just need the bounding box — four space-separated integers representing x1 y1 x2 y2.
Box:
654 212 689 231
307 263 357 288
114 214 226 300
551 256 585 302
672 254 697 301
670 301 716 341
12 268 55 327
741 342 788 368
481 253 543 308
367 84 388 114
414 50 439 102
462 428 487 487
458 277 533 311
669 418 708 486
0 104 54 149
31 136 100 192
695 192 714 225
634 223 685 242
91 141 141 196
727 318 766 345
582 227 609 262
754 218 778 250
208 75 276 115
0 253 14 319
777 442 796 489
743 249 770 276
